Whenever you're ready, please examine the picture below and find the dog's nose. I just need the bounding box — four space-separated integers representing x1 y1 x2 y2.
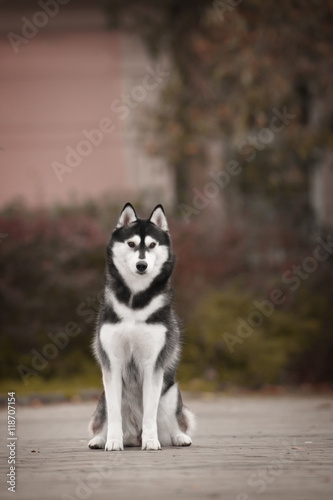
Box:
136 261 148 273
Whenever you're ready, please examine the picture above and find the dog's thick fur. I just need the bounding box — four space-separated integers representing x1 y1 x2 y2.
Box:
88 203 194 451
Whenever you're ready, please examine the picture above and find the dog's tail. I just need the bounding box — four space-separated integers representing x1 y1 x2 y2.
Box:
183 406 196 437
88 391 107 436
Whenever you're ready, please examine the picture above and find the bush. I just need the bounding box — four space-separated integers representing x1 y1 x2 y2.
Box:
1 202 332 390
0 203 108 382
179 277 333 389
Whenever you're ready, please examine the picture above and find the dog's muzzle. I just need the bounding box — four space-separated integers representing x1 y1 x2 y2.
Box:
136 261 148 274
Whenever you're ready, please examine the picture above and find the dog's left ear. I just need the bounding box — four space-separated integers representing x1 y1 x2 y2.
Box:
116 203 137 228
149 204 168 232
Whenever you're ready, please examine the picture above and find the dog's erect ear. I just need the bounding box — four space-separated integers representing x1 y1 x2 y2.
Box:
116 203 137 228
149 204 168 232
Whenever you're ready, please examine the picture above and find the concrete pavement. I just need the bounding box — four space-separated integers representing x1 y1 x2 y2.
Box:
1 395 333 499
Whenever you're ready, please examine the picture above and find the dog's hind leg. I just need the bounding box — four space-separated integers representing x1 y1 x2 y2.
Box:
88 391 107 449
157 383 195 447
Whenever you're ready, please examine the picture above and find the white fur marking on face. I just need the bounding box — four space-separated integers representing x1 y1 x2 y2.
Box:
145 236 158 247
127 235 141 246
112 242 169 293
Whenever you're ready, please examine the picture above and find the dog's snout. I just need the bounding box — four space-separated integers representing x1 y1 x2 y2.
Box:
136 261 148 273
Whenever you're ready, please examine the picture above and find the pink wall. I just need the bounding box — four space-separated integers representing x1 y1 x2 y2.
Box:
0 30 133 207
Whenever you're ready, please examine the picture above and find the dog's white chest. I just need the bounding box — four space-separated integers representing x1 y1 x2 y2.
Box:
100 318 166 366
100 291 167 365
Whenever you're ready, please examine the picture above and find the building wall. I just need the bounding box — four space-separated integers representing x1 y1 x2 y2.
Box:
0 6 174 209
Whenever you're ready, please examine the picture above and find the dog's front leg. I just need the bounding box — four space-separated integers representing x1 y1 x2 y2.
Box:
103 365 123 451
142 366 163 451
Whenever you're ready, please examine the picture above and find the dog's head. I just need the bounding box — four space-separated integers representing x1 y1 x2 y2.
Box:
108 203 173 291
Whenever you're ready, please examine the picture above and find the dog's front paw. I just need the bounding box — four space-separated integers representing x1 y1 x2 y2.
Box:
88 436 106 449
142 438 161 451
105 439 123 451
173 433 192 447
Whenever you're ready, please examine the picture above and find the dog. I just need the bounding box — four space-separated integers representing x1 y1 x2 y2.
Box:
88 203 195 451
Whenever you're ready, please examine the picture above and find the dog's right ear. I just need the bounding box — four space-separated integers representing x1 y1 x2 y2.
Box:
116 203 137 228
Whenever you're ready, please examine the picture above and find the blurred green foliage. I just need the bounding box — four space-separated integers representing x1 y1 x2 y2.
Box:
179 288 327 390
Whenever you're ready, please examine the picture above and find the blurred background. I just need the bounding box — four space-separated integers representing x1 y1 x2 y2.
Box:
1 0 333 400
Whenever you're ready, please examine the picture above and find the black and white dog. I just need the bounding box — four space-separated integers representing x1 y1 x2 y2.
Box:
88 203 194 451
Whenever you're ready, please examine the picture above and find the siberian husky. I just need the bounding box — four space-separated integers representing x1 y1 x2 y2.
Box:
88 203 195 451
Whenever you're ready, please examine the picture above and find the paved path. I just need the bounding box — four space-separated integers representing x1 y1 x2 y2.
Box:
1 395 333 499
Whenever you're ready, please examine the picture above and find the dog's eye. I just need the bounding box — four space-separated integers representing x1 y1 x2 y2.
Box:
149 242 156 249
127 241 135 248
